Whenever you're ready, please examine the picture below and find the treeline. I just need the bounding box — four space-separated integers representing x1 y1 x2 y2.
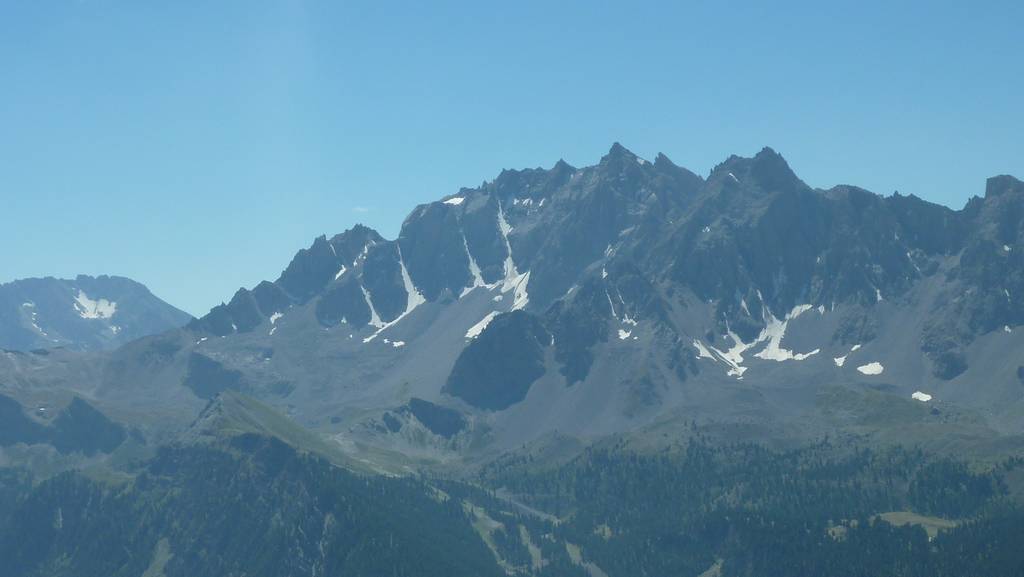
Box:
1 433 1020 576
478 439 1022 576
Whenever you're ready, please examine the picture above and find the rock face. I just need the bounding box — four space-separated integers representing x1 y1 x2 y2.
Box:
444 311 551 411
0 275 192 351
3 144 1024 462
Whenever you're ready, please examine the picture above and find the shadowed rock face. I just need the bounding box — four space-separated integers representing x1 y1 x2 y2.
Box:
315 277 372 328
444 311 551 411
183 353 248 400
403 397 466 438
0 275 192 352
0 394 47 446
0 394 126 456
49 398 128 455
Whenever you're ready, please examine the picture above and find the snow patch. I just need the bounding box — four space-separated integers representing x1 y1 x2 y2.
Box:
267 313 285 335
911 391 932 402
362 248 426 342
21 302 48 337
1004 245 1012 252
857 362 884 375
353 241 374 267
466 311 498 339
698 304 823 379
509 271 530 311
460 234 486 297
444 196 465 206
399 250 426 312
753 304 820 362
497 200 516 279
618 329 631 340
496 200 531 310
705 331 752 378
391 340 406 348
74 290 117 319
360 285 385 333
1005 325 1013 333
334 265 348 280
834 356 847 367
694 340 716 360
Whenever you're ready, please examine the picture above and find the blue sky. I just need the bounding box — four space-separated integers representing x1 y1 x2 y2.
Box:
1 1 1021 316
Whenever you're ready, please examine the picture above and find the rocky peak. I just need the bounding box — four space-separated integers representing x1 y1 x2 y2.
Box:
552 158 575 175
275 225 384 303
708 147 804 195
750 147 804 193
984 174 1024 198
489 161 571 203
603 141 637 160
597 142 648 174
649 152 704 201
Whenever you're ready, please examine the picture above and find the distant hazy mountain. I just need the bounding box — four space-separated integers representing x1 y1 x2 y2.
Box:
0 275 192 351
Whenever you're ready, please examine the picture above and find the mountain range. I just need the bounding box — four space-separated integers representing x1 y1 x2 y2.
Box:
2 144 1023 576
5 146 1024 458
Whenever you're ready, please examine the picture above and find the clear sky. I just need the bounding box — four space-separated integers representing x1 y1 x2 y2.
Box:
1 1 1021 316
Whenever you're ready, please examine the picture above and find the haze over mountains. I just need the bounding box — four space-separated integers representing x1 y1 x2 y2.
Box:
2 144 1023 576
